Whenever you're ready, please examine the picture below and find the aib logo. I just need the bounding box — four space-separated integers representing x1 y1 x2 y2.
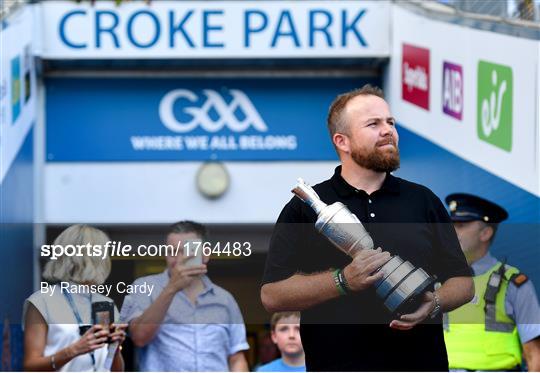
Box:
442 62 463 120
477 61 513 151
159 89 268 133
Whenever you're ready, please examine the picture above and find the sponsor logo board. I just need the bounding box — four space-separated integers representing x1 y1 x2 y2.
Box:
477 60 513 152
402 43 430 110
442 61 463 120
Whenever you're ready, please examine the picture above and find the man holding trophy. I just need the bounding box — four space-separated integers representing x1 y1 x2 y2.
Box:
261 85 474 371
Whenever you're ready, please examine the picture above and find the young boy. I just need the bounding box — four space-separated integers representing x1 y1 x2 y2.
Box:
256 312 305 372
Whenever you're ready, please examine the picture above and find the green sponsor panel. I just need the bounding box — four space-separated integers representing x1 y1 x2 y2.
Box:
477 61 513 152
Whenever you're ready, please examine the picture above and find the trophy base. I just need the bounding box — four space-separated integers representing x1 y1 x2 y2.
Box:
375 257 435 315
392 276 435 316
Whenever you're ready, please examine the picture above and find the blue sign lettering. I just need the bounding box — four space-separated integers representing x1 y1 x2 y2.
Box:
341 9 367 47
59 10 87 49
202 10 224 48
309 10 333 47
244 10 268 48
127 10 161 48
169 10 195 48
271 10 300 48
95 10 120 48
57 7 371 51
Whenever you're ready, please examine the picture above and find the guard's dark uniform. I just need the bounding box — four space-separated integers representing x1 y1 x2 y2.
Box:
444 193 540 371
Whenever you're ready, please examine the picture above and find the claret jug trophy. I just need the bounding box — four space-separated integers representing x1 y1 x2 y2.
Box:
292 178 434 314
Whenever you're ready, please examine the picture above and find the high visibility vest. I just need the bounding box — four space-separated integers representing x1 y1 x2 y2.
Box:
444 262 522 371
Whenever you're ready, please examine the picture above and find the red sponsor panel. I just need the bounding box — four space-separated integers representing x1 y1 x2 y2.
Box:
402 43 430 110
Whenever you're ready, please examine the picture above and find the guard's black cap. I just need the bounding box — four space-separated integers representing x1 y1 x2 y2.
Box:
445 193 508 223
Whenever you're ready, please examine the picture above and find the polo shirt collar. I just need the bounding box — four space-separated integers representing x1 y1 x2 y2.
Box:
331 166 400 197
200 275 216 295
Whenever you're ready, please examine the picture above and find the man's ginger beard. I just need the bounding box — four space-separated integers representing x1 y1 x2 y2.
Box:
350 138 401 173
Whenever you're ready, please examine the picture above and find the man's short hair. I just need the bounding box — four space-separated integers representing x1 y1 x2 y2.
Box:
168 221 208 241
327 84 385 138
270 312 301 331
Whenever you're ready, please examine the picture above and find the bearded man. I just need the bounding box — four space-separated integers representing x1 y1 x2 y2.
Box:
260 85 474 371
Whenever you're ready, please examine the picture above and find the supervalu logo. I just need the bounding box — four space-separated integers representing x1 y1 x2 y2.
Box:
402 43 430 110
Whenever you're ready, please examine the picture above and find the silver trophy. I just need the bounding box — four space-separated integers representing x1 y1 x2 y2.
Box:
292 178 434 314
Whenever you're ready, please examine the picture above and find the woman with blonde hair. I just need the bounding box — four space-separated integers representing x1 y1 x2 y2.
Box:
23 225 127 371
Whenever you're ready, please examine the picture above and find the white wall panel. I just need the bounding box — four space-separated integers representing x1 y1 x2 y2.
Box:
44 162 338 224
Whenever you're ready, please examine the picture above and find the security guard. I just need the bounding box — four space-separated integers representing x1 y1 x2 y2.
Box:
444 193 540 371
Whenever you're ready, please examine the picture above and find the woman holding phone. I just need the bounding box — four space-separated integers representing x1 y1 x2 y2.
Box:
23 225 128 371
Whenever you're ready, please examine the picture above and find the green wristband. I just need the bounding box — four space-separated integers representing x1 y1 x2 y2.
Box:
333 269 347 296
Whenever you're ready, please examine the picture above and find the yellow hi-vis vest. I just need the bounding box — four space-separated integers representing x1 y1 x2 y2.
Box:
444 262 522 371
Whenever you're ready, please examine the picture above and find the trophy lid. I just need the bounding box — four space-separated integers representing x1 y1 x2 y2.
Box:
291 178 327 215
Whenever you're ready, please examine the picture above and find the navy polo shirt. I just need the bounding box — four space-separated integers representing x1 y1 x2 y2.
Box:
262 166 471 371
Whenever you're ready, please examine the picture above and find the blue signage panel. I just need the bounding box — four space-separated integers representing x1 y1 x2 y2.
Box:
46 77 377 161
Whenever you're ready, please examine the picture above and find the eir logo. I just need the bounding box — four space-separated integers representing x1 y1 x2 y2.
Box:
159 89 268 133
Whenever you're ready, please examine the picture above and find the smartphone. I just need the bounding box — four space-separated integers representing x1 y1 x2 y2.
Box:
79 324 92 336
92 301 114 343
184 239 203 267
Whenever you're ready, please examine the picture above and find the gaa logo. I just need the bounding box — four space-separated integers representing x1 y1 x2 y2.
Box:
159 89 268 133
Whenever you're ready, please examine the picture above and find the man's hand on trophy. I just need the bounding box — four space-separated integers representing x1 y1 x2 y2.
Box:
342 248 391 292
389 291 435 330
